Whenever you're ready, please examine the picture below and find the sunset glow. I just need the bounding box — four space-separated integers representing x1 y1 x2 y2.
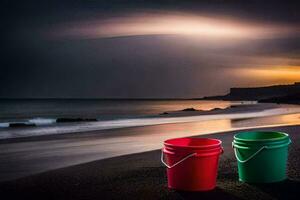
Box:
237 66 300 84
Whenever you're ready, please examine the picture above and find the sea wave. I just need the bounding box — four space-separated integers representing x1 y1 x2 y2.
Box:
0 123 9 128
28 118 56 125
1 106 300 140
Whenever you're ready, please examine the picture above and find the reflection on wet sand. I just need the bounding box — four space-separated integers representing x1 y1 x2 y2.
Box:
231 113 300 128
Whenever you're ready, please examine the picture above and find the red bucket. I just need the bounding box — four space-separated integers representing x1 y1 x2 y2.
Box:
161 137 223 191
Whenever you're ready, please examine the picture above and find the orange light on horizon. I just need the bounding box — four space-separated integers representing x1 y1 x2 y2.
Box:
236 66 300 85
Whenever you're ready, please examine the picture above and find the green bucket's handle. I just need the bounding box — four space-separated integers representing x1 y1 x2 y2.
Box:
233 145 266 163
232 139 291 163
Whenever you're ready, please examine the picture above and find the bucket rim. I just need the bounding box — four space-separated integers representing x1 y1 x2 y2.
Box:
234 131 289 142
164 137 222 149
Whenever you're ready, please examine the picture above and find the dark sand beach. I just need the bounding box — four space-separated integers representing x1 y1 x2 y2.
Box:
0 125 299 200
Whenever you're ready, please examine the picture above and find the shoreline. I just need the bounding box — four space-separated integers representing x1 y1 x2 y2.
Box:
1 125 299 199
2 116 300 145
1 103 300 141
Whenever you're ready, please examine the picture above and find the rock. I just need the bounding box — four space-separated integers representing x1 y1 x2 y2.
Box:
9 123 36 128
181 108 198 112
160 112 169 115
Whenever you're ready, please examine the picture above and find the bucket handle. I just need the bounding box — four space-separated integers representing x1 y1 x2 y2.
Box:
233 145 266 163
232 139 292 163
161 148 224 169
161 150 197 169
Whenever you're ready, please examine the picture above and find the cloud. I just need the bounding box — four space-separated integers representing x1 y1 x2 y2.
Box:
2 4 300 98
49 12 299 40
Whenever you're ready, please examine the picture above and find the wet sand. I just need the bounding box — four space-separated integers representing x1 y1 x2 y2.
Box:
0 125 299 200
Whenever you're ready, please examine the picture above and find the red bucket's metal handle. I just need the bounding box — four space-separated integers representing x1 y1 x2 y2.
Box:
161 147 224 168
161 149 197 169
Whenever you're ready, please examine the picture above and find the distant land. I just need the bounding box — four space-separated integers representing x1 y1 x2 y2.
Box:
202 82 300 104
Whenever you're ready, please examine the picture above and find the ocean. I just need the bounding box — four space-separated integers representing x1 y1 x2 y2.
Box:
0 99 238 121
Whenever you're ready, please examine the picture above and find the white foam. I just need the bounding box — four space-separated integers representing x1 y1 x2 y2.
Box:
0 123 9 128
28 118 56 125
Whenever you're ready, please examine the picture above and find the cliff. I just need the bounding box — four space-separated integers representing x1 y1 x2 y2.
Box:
203 82 300 102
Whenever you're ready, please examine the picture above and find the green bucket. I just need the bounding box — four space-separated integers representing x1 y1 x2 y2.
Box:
232 131 291 183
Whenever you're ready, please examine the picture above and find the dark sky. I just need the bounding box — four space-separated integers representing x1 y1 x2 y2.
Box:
1 0 299 98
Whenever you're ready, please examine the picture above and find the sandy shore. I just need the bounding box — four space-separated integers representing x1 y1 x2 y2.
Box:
0 125 299 200
1 110 300 182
